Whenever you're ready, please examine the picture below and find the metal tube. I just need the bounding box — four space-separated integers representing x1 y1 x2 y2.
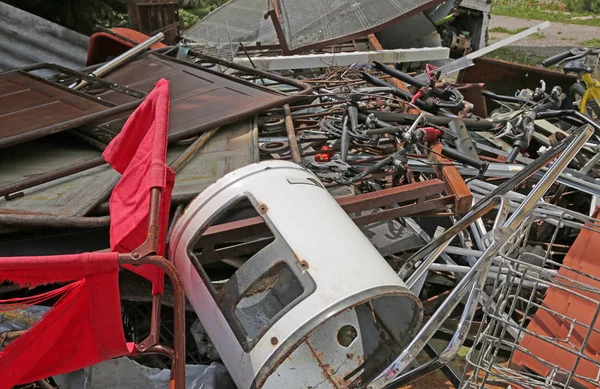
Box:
119 255 185 389
505 125 593 230
443 246 484 257
398 196 502 281
72 32 165 90
283 104 302 163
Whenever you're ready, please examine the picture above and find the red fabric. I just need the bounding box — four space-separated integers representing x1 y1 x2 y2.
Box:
0 253 135 389
103 78 174 294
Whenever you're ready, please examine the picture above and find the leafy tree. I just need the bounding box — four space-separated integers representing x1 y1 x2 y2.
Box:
4 0 129 35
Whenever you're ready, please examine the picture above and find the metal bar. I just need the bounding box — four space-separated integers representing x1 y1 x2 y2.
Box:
119 255 185 389
0 214 110 228
350 196 454 226
337 179 445 213
283 104 301 163
72 32 165 90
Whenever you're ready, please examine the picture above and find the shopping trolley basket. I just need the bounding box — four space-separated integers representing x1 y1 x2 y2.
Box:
463 203 600 389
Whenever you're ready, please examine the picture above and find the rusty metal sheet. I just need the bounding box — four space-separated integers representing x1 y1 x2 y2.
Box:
168 117 259 197
0 134 118 217
458 58 578 104
0 72 111 146
80 53 295 145
0 64 146 149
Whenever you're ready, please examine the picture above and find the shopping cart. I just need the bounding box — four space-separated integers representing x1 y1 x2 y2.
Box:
462 203 600 389
362 125 595 389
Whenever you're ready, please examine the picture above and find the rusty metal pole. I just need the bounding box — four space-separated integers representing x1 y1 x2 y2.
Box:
283 104 302 163
119 255 186 389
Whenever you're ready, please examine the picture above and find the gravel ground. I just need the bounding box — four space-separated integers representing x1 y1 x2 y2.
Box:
488 15 600 59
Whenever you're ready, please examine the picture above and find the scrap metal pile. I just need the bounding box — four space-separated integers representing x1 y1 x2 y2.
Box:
3 1 600 389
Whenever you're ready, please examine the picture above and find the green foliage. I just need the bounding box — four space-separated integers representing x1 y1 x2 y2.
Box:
180 8 200 30
566 0 600 12
492 0 600 28
183 0 228 20
5 0 129 35
489 26 528 34
582 38 600 47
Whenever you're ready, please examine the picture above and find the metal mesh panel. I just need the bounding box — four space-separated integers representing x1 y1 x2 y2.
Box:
183 0 274 47
278 0 441 51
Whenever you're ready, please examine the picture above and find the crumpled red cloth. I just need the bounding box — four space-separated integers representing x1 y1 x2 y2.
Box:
103 78 174 294
0 253 135 389
0 79 174 386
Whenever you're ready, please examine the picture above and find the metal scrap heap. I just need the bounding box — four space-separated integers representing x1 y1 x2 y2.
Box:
2 1 600 389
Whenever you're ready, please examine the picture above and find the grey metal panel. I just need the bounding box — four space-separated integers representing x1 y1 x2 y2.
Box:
169 117 259 197
0 3 89 76
0 135 118 217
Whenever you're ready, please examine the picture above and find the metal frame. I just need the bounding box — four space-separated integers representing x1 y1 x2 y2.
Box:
183 179 452 262
0 63 146 149
266 0 446 55
119 186 185 389
0 187 186 388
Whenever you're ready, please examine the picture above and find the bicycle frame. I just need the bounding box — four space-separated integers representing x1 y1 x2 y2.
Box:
580 72 600 116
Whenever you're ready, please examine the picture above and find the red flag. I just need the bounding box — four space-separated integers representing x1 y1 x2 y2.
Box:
0 252 135 389
103 78 174 294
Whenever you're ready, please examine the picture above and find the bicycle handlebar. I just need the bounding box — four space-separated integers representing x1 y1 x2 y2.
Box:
543 48 600 67
542 50 574 67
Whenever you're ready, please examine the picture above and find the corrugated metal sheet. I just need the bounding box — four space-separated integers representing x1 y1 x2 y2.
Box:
0 2 89 75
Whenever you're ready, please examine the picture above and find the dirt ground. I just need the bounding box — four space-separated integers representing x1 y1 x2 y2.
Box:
489 15 600 60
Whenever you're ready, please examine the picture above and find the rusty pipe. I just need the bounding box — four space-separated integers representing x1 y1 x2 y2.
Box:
283 104 302 163
119 255 185 389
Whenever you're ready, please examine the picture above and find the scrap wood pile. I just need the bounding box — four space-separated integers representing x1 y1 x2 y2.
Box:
2 2 600 389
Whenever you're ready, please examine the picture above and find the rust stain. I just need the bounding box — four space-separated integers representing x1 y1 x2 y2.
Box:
270 337 278 346
346 353 354 360
257 203 269 214
293 253 310 271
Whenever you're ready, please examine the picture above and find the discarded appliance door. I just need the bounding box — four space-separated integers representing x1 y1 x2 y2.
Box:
170 161 423 389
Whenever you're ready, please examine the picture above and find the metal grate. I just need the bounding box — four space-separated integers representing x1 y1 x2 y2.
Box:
463 203 600 389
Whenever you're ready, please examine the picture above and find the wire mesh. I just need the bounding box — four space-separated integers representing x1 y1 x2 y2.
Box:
462 203 600 389
277 0 440 51
183 0 277 52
